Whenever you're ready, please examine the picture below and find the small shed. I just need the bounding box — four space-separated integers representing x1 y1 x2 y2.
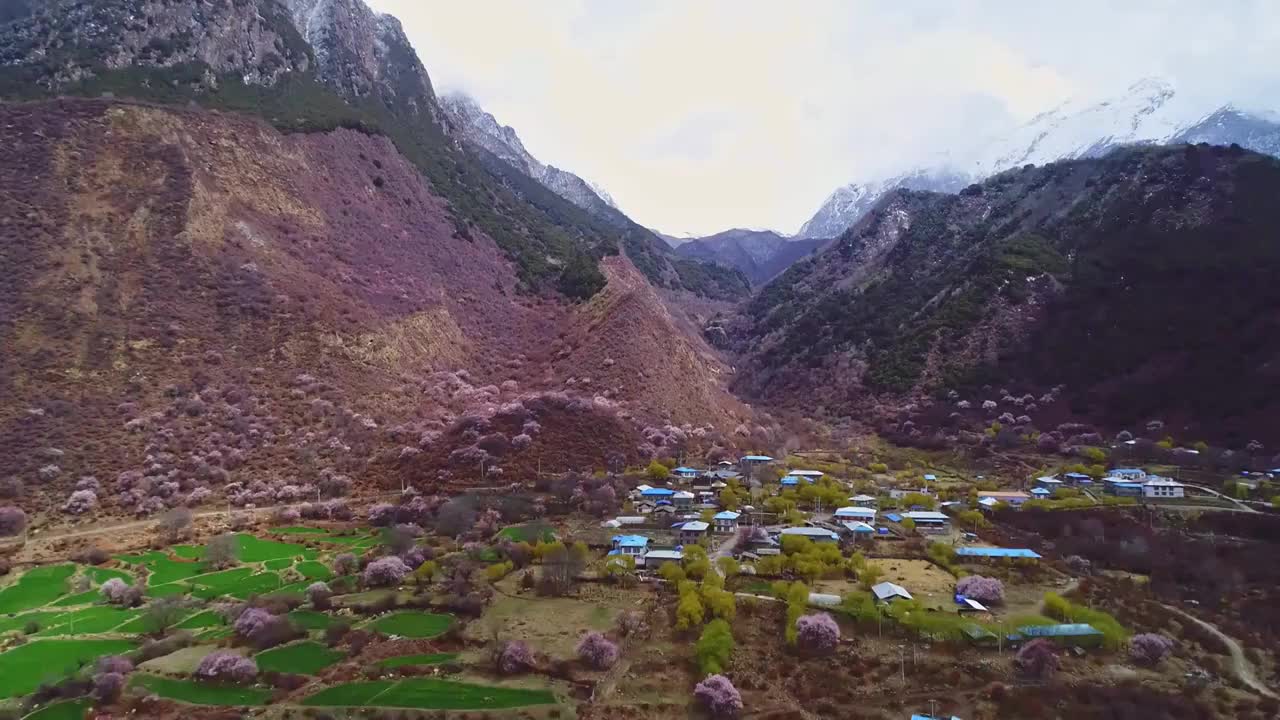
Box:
871 581 913 603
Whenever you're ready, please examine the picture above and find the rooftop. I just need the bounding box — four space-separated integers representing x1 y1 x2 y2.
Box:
788 469 824 477
779 527 839 540
904 511 949 521
842 521 876 533
641 487 675 496
1017 623 1102 638
611 534 650 547
835 506 877 517
978 491 1030 499
872 581 913 601
673 466 698 474
713 511 741 520
741 455 774 462
679 521 709 532
643 550 683 561
955 547 1042 559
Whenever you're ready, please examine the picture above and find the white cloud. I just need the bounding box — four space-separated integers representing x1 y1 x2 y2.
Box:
367 0 1280 235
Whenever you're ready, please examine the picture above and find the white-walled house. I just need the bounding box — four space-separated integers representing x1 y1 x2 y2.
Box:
1142 477 1185 499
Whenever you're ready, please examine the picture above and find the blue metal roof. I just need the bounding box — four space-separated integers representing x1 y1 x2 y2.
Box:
741 455 774 462
673 467 698 473
611 534 650 547
1017 623 1102 638
1030 488 1051 496
713 511 740 520
780 476 799 485
923 474 937 481
1064 472 1090 479
884 513 903 522
641 487 675 496
955 547 1042 559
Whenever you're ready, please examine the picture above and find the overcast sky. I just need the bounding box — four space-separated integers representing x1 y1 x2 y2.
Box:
368 0 1280 236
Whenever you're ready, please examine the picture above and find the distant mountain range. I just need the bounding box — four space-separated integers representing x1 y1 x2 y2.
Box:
673 229 825 286
795 78 1280 241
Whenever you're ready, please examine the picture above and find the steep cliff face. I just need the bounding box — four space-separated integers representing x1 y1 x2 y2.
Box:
0 0 312 88
0 98 753 515
734 145 1280 443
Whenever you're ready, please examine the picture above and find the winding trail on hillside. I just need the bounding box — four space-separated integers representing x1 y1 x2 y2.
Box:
1162 603 1277 698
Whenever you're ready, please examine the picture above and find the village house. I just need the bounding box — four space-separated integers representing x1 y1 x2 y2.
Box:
739 454 774 468
609 534 650 559
1103 477 1144 497
1035 476 1064 491
712 510 740 534
890 487 933 500
871 581 913 603
977 490 1030 507
834 506 877 523
1108 468 1148 481
1013 623 1104 647
779 526 839 543
640 487 675 501
672 490 695 509
678 520 710 544
955 547 1041 562
1063 472 1092 485
850 494 878 506
672 466 700 481
1030 488 1052 499
904 510 950 534
841 521 876 538
789 469 824 481
642 549 683 570
1142 477 1185 499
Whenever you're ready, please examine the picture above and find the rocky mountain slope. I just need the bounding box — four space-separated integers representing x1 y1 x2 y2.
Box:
0 1 763 515
675 229 825 286
799 79 1280 241
732 144 1280 444
440 92 617 219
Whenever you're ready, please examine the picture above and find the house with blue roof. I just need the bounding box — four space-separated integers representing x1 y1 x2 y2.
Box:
712 510 741 534
1108 468 1147 480
609 535 650 559
955 547 1042 560
1063 472 1091 484
641 487 675 498
923 474 937 482
740 455 774 465
1030 487 1052 498
1035 476 1063 491
1012 623 1103 647
672 466 700 480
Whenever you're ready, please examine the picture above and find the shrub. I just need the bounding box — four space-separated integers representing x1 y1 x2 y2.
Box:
363 556 409 587
205 533 239 569
1014 638 1059 679
332 552 358 576
955 576 1005 605
157 507 193 541
141 596 188 634
576 631 619 670
196 651 258 684
91 671 125 702
63 489 98 515
617 610 648 638
234 608 278 640
96 656 134 675
694 674 743 718
497 640 533 675
0 506 27 536
695 619 734 675
306 581 332 608
795 613 840 655
646 460 670 482
1129 633 1174 665
100 578 141 606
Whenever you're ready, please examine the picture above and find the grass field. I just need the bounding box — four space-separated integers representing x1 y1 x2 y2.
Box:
35 606 142 636
473 587 627 658
273 527 330 536
235 534 317 562
295 560 333 580
376 653 458 669
254 641 345 675
0 638 137 698
175 610 226 630
303 678 556 709
130 674 272 706
22 699 89 720
263 558 293 571
370 611 454 638
84 567 132 585
48 591 99 608
0 565 75 614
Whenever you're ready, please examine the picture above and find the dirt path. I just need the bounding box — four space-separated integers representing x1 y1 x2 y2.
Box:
1163 604 1277 698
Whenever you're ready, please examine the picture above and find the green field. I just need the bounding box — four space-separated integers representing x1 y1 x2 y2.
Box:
263 558 293 571
84 567 132 585
130 674 272 706
273 527 330 536
287 609 336 630
303 678 556 709
35 606 142 636
22 699 89 720
0 565 75 614
0 638 137 698
369 612 454 638
175 610 226 630
0 610 61 634
235 535 317 562
48 591 99 608
295 560 333 580
375 652 458 669
496 523 556 544
254 641 344 675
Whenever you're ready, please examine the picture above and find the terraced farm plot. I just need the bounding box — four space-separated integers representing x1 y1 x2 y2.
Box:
370 611 453 638
235 534 317 562
0 638 137 698
287 609 335 630
84 567 132 585
49 590 99 608
130 674 272 706
0 610 61 634
175 610 225 630
263 559 293 571
254 641 344 675
0 565 75 614
295 561 333 580
171 545 202 560
22 699 89 720
273 527 330 536
496 523 556 544
224 572 283 599
376 653 458 669
35 606 142 635
304 678 556 710
142 558 208 586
